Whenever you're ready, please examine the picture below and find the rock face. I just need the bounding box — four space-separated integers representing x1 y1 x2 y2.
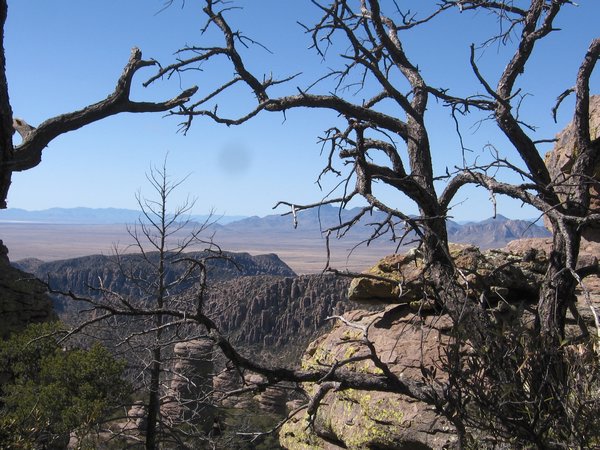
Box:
0 240 55 338
280 307 458 450
348 243 547 306
544 95 600 242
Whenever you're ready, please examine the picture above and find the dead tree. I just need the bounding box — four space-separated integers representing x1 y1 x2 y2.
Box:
142 0 599 446
0 0 197 209
148 0 597 340
50 164 440 447
56 160 224 449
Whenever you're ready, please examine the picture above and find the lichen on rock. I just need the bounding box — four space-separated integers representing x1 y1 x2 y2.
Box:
281 307 457 449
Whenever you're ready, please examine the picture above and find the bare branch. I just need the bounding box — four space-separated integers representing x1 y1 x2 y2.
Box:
8 48 197 173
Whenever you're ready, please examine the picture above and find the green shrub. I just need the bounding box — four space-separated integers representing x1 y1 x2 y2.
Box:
0 322 130 449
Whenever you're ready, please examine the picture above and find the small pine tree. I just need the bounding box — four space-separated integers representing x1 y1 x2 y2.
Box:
0 321 130 449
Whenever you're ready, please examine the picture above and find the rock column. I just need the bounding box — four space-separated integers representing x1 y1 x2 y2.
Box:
162 338 215 427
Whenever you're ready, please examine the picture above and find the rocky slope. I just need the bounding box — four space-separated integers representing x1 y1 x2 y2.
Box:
204 274 355 363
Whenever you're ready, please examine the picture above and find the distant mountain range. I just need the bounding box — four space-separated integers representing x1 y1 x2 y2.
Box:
0 206 551 273
0 207 246 225
445 214 551 249
222 206 550 246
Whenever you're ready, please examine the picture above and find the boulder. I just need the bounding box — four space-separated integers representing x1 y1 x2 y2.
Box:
544 95 600 242
504 237 553 255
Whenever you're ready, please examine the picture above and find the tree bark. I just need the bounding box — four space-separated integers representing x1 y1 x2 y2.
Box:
0 0 13 208
537 223 581 343
145 348 161 450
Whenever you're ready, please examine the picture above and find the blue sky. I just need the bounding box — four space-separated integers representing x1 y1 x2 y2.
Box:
3 1 599 220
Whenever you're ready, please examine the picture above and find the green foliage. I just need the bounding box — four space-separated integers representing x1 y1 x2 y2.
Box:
0 322 130 449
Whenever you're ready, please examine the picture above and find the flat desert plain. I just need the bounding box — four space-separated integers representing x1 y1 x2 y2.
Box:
0 222 397 274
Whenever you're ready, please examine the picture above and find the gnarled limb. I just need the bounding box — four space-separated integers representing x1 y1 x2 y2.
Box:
9 48 197 174
0 43 197 208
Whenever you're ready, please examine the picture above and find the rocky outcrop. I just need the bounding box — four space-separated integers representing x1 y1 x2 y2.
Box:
213 368 243 408
506 237 600 270
348 243 547 306
256 384 288 415
162 339 215 424
124 401 148 432
280 307 457 450
213 368 288 414
544 95 600 242
283 241 600 449
0 240 55 338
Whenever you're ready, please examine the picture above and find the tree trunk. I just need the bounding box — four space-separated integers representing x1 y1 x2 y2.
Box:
537 228 580 344
145 348 161 450
0 0 14 208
